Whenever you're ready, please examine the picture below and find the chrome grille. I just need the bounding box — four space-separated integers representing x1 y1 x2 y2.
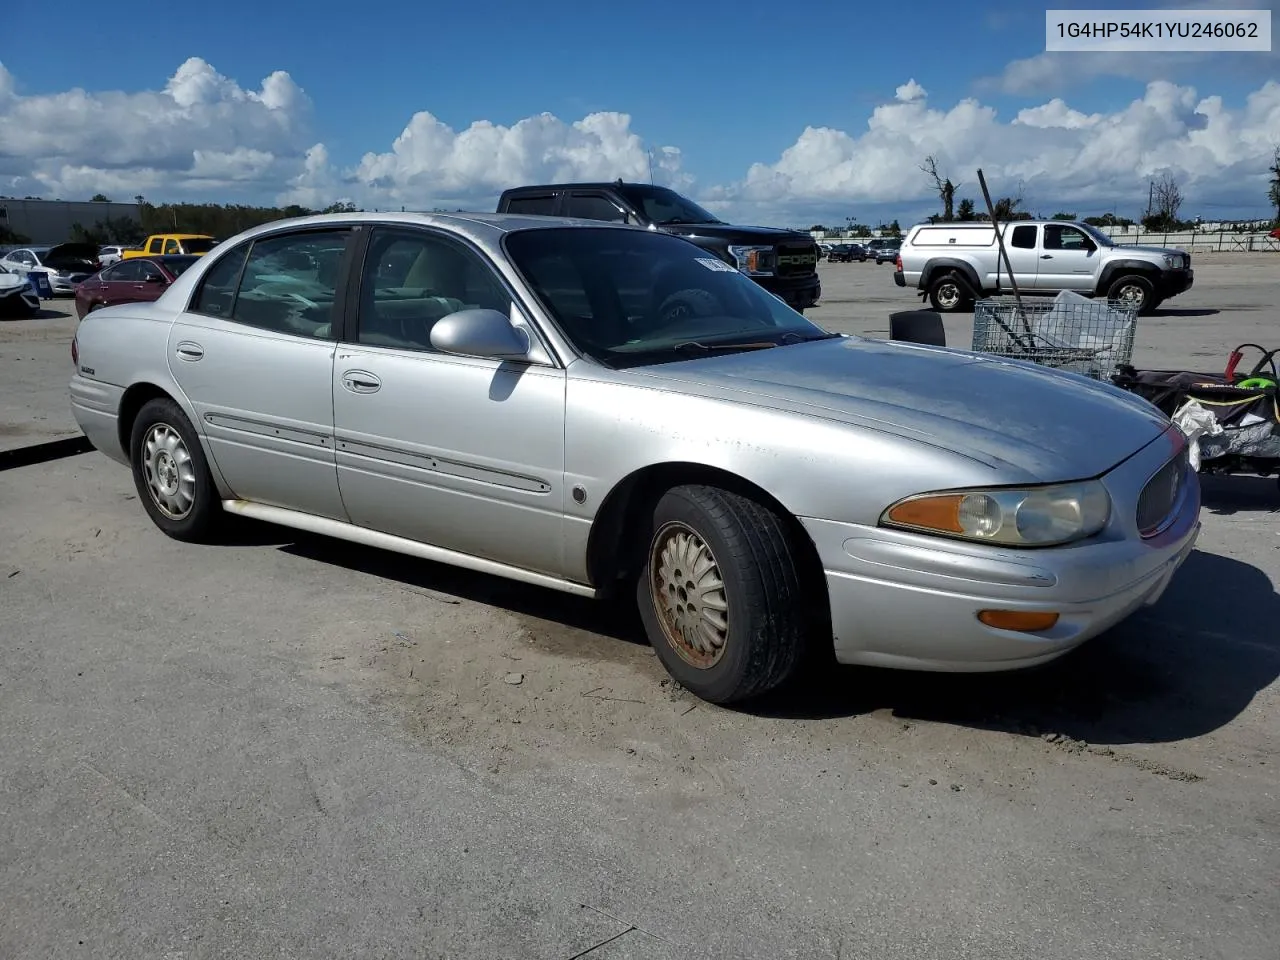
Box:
1136 448 1188 537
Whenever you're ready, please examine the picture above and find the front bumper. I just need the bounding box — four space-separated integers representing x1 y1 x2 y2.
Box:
49 273 89 295
801 428 1201 671
1156 267 1193 299
0 286 39 314
758 274 821 309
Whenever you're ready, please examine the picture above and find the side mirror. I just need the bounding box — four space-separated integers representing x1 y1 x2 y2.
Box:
430 308 531 361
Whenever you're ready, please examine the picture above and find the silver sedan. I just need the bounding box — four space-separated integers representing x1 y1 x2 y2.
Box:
69 212 1200 704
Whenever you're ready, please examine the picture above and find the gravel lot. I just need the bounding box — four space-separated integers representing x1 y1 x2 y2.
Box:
2 256 1278 959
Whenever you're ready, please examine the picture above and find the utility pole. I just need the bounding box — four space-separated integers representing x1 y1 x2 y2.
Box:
1145 180 1153 219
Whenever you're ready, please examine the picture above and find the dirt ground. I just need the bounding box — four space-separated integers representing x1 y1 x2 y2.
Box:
1 256 1278 959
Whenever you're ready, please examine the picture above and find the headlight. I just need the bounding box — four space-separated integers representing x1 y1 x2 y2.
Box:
880 480 1111 547
727 244 775 276
1163 254 1184 269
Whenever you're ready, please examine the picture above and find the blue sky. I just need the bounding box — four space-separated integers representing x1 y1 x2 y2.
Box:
1 0 1277 225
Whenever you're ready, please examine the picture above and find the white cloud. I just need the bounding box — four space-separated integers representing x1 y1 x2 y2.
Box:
705 79 1280 224
895 80 927 103
1 57 1278 228
0 57 310 200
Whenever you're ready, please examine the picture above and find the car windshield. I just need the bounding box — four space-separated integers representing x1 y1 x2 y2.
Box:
1077 222 1116 247
504 227 837 369
181 238 218 254
614 185 722 225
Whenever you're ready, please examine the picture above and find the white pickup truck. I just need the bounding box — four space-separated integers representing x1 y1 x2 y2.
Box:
892 219 1193 314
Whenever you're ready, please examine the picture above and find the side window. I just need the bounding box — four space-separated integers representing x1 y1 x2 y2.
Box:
505 194 558 215
110 261 142 282
1043 225 1089 251
564 193 628 223
228 230 350 338
190 242 251 318
147 238 162 254
13 250 35 266
138 260 166 282
163 239 180 255
1010 225 1037 249
356 229 511 352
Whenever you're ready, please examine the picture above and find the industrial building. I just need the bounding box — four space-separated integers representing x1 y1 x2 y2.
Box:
0 198 141 246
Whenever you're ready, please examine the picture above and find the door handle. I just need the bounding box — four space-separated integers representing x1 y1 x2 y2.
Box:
1040 254 1053 259
342 370 381 394
175 341 204 361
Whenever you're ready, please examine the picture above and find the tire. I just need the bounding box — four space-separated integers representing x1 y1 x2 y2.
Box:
635 484 808 704
1106 274 1155 314
927 273 968 312
128 396 222 542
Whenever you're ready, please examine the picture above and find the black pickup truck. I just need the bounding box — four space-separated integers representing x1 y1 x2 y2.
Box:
496 181 821 311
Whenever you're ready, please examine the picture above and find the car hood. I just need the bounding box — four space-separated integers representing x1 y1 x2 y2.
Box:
1120 244 1183 258
43 243 100 270
662 222 814 244
627 336 1169 481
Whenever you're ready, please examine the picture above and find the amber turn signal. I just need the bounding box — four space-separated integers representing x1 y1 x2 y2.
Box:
884 495 964 534
977 610 1060 632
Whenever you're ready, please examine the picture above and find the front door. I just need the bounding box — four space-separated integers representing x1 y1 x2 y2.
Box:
166 226 356 520
331 226 568 577
1036 223 1099 292
132 258 171 303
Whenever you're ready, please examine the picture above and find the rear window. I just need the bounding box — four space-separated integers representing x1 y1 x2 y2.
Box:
504 194 559 216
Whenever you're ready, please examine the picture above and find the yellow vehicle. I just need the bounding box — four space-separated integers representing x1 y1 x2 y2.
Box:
123 234 219 259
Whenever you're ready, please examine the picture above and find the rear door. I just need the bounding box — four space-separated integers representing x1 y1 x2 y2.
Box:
166 225 358 520
1000 224 1044 288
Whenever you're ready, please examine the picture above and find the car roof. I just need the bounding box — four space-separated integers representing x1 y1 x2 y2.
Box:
223 210 646 245
500 182 666 193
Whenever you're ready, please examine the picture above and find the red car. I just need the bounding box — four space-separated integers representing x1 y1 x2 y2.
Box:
74 255 199 319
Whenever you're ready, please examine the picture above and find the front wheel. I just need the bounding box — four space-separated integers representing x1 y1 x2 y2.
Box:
928 274 969 312
636 484 809 704
129 397 223 542
1106 274 1156 314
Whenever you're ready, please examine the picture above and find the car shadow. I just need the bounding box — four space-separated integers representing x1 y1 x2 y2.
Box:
1199 474 1279 516
750 544 1279 745
1152 308 1220 318
225 502 1276 746
276 531 646 645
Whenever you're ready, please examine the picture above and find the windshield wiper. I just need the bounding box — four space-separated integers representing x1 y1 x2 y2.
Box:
672 340 780 356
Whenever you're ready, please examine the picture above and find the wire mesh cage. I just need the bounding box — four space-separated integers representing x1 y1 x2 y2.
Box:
971 293 1138 381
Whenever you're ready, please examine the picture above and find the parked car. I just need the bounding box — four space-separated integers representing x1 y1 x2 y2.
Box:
69 212 1200 705
869 238 902 264
122 234 218 259
98 244 137 266
825 244 867 263
0 243 102 296
0 263 40 318
894 220 1193 314
74 255 200 319
496 181 822 311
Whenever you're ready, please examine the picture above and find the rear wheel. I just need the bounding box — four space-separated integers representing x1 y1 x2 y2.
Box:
129 397 222 542
1106 274 1155 314
928 273 968 312
636 484 809 704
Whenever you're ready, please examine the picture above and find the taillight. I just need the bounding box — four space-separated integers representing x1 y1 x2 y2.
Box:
71 336 78 368
895 254 903 271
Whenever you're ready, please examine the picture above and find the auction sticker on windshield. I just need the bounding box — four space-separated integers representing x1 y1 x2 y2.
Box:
697 258 739 272
1046 9 1271 51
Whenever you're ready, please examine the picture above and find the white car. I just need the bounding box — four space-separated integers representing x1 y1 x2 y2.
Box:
0 263 39 317
0 242 102 296
98 245 134 267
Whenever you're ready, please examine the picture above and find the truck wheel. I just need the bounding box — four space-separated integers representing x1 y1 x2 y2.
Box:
928 274 968 313
636 484 808 705
1106 275 1155 314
